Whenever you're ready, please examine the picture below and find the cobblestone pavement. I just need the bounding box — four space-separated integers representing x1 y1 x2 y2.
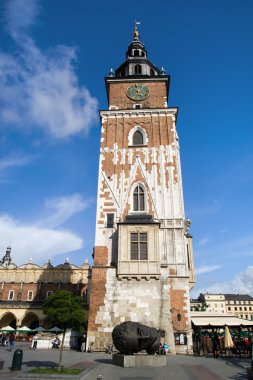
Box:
0 343 252 380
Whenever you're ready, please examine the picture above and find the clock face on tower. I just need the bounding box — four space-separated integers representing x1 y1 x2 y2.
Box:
126 84 149 101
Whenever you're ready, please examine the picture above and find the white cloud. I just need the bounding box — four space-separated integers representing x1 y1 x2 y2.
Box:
0 0 98 139
0 154 33 172
4 0 40 40
0 193 93 265
0 214 83 265
195 266 253 296
195 264 222 275
41 194 93 228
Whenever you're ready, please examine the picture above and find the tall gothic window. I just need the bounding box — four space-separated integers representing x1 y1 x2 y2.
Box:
133 185 145 211
131 232 148 260
132 130 144 145
134 64 142 74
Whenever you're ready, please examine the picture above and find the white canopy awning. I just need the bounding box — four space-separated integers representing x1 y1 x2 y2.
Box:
191 312 253 327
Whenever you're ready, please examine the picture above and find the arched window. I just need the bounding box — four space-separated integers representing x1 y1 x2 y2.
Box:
134 64 142 74
134 50 139 56
128 126 147 146
133 186 145 211
150 68 155 76
132 130 144 145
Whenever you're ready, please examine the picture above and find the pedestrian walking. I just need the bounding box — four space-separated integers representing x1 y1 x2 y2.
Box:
9 332 15 351
32 335 38 349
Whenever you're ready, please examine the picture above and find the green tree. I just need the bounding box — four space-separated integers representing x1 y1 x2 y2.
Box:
43 290 86 371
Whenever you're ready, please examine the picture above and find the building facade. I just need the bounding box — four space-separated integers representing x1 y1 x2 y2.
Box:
0 247 89 330
225 294 253 320
87 25 195 354
191 293 253 320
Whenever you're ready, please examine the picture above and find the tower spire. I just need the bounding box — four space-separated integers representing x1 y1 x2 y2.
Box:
133 20 141 41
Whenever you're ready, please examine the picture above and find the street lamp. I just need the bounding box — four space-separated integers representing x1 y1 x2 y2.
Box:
170 308 182 321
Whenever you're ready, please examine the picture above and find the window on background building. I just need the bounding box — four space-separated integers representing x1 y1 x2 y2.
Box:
244 307 247 311
235 307 237 311
47 291 53 298
133 186 145 211
239 307 242 311
228 307 231 311
250 307 252 311
106 213 114 228
8 290 14 300
130 232 148 260
132 130 144 145
27 291 33 301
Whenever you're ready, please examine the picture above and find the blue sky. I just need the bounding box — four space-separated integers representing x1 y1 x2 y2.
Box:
0 0 253 297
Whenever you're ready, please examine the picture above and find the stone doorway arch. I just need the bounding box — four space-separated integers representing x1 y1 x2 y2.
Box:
21 312 40 330
0 312 17 329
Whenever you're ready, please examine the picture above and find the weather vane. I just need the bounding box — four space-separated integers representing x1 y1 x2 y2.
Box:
133 20 141 41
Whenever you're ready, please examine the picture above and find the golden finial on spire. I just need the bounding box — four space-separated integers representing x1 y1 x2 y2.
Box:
133 20 141 41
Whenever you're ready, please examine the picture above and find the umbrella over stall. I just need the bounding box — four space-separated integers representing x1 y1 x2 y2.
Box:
16 326 33 333
49 327 63 333
0 326 15 332
32 326 47 332
224 326 234 348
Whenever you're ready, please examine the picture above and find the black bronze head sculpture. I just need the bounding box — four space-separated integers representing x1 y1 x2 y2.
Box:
112 321 161 355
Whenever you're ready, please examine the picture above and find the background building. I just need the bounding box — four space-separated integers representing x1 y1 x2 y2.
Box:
191 293 253 320
87 25 195 354
0 247 89 330
225 294 253 320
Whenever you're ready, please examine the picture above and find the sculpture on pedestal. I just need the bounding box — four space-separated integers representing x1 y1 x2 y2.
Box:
112 321 161 355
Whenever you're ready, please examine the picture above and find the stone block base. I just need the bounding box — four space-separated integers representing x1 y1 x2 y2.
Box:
112 353 166 368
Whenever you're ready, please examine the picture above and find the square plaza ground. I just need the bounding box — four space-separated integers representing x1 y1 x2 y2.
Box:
0 342 252 380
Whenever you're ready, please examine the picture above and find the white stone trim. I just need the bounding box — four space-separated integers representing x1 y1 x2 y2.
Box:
128 125 148 146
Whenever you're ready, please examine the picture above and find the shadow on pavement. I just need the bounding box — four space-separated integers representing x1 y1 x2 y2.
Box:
22 360 58 368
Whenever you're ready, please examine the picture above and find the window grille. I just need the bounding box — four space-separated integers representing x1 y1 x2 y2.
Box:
130 232 148 260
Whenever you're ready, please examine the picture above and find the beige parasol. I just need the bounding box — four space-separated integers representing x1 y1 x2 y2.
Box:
224 325 234 348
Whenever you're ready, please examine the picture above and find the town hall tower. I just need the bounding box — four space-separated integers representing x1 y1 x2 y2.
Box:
87 25 195 353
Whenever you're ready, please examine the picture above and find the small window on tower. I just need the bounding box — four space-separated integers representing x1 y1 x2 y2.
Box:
133 130 144 145
150 68 155 76
134 50 139 56
134 65 142 74
133 185 145 211
107 213 114 228
130 232 148 260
